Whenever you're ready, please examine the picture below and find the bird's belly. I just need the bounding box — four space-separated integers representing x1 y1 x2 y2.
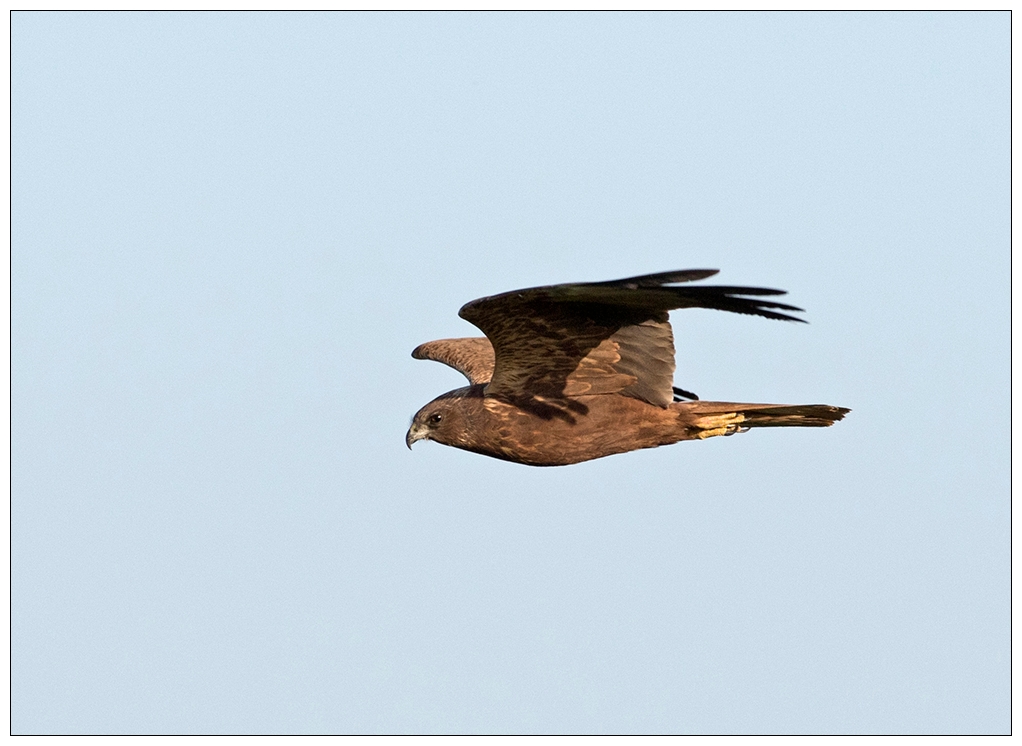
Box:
472 395 682 466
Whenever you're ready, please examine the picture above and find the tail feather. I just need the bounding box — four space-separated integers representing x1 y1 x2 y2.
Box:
678 401 850 439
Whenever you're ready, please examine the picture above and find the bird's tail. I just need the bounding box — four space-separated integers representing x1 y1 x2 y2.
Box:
675 401 850 440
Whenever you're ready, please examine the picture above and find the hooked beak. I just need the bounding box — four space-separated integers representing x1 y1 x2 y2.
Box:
405 423 427 450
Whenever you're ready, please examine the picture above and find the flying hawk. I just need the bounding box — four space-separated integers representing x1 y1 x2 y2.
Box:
406 269 848 466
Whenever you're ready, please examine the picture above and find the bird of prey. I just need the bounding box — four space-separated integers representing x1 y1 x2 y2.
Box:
406 269 849 466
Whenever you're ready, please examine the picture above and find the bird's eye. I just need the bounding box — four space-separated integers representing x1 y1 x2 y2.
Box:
428 413 443 425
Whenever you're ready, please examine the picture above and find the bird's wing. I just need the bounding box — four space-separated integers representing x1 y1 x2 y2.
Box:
411 337 495 384
458 269 805 410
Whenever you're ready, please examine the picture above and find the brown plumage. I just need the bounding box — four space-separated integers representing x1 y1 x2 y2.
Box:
407 270 849 466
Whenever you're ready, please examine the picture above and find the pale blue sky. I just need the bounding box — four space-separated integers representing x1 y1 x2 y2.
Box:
13 11 1008 734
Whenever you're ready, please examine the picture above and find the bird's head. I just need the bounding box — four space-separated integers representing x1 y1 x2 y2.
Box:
406 387 481 450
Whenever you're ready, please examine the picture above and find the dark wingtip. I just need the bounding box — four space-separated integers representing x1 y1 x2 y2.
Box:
594 269 719 288
656 269 720 284
672 386 700 401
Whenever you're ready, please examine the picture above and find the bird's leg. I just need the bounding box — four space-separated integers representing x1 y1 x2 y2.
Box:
692 412 747 439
